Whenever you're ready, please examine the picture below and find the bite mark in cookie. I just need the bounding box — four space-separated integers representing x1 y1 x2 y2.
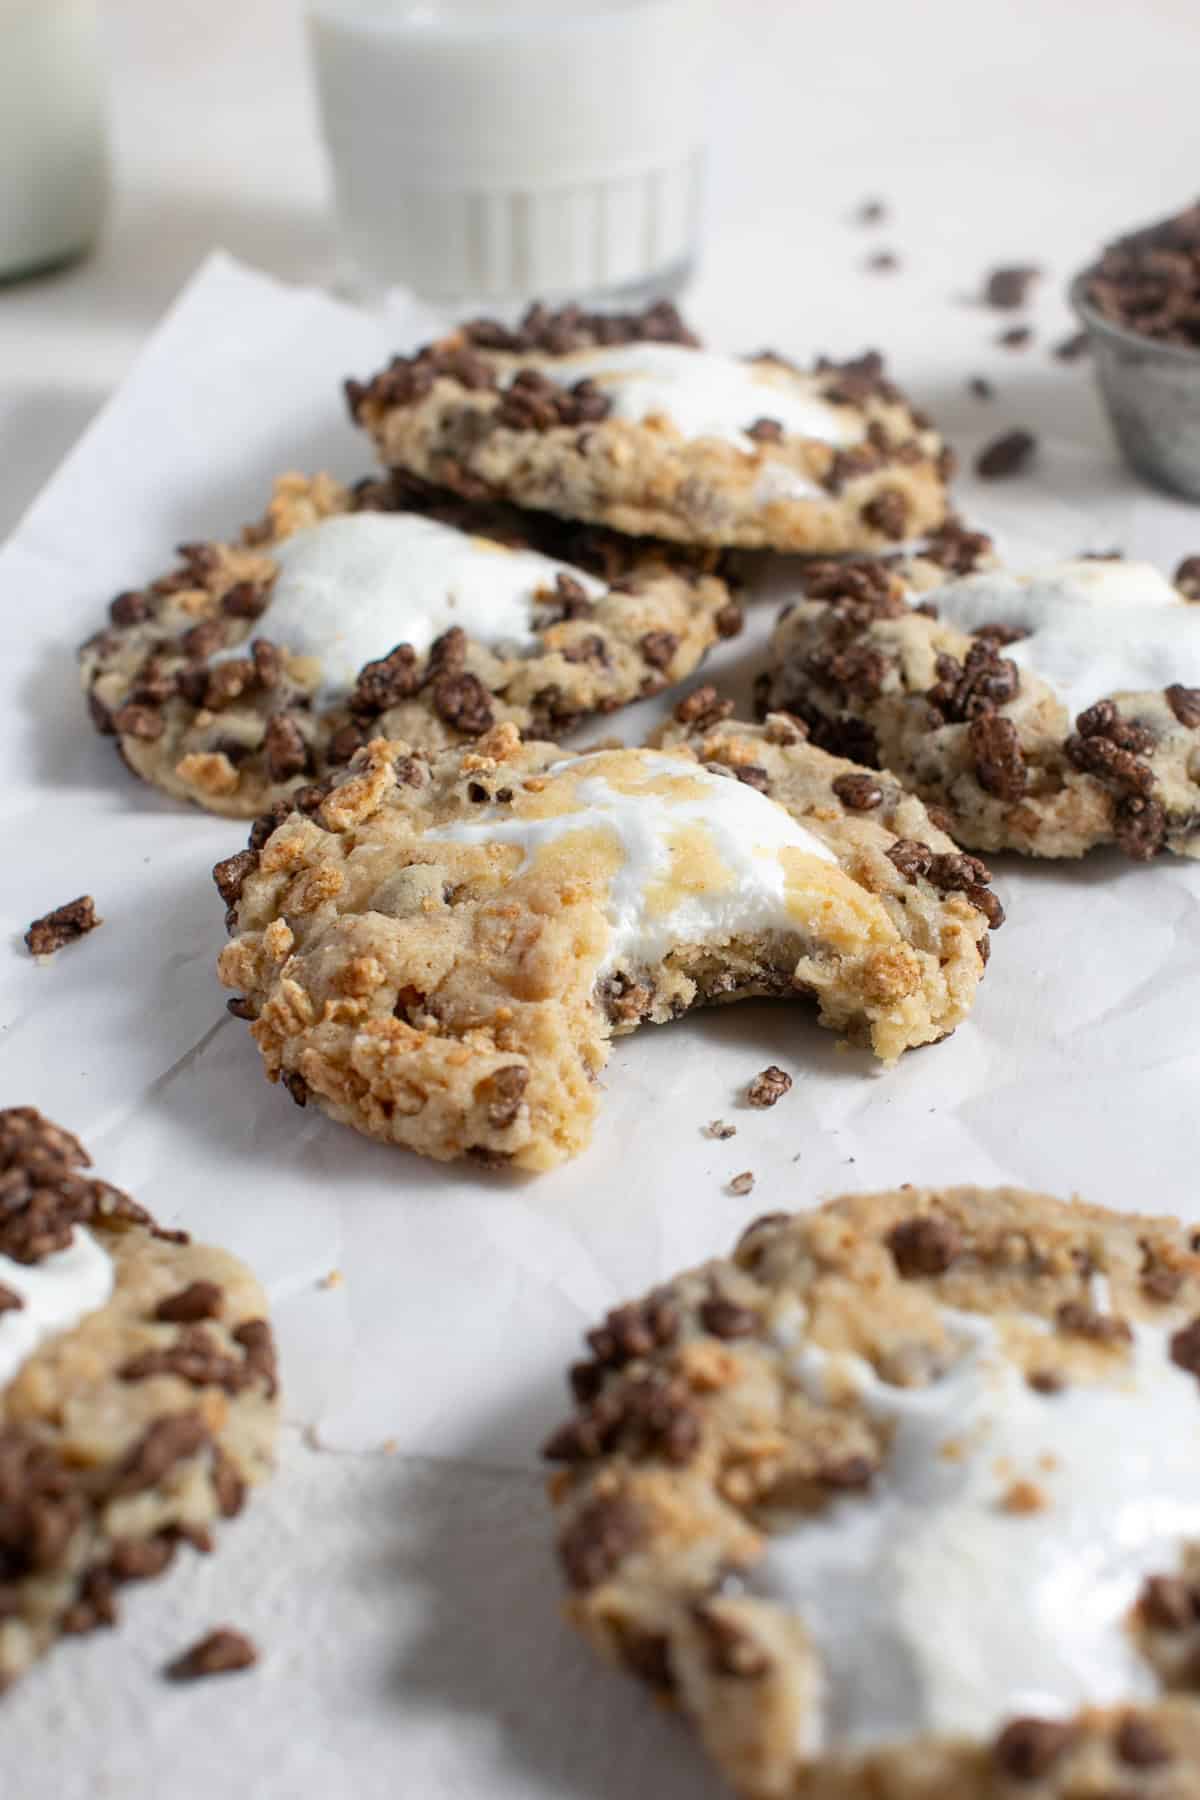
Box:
761 554 1200 859
216 715 995 1172
546 1184 1200 1797
347 302 950 552
80 471 737 819
0 1108 278 1689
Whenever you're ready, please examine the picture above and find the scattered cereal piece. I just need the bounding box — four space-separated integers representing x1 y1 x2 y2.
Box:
984 265 1040 309
975 429 1037 479
24 896 101 958
746 1066 793 1109
165 1627 258 1682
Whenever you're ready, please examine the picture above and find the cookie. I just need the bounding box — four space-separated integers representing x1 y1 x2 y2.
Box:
80 470 739 819
0 1108 278 1690
214 708 997 1172
759 553 1200 860
345 300 952 552
545 1183 1200 1798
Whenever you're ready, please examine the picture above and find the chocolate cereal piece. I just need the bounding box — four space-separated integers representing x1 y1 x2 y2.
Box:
347 302 952 553
976 429 1037 479
24 896 100 958
984 265 1041 309
166 1626 259 1682
0 1108 277 1690
1054 330 1089 362
745 1066 792 1108
546 1183 1200 1797
217 720 994 1171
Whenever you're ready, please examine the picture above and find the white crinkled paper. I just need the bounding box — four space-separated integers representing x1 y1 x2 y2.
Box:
1 254 1199 1796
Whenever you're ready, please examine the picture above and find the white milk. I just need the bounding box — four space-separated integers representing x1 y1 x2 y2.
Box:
0 0 108 279
305 0 718 301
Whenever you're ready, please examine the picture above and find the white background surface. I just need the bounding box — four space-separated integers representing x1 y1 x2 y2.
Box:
2 3 1200 1795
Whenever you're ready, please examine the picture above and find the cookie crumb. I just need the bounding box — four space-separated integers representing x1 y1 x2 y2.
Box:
1053 330 1089 362
854 198 888 226
1000 1478 1047 1514
166 1627 258 1682
704 1120 736 1140
745 1066 793 1109
24 896 101 958
996 325 1033 350
975 429 1036 479
968 376 994 400
0 1283 24 1314
865 250 899 273
984 265 1040 309
727 1171 755 1197
319 1269 344 1290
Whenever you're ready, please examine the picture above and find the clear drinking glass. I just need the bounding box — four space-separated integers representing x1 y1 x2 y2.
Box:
304 0 719 309
0 0 108 281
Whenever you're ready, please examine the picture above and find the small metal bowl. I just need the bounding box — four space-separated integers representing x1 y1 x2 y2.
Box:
1071 240 1200 502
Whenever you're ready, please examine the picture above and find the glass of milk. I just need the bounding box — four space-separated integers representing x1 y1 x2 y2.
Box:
0 0 108 282
305 0 719 307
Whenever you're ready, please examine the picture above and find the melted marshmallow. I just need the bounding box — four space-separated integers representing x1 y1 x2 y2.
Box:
530 342 865 457
925 559 1200 722
0 1228 114 1387
754 1303 1200 1753
254 513 604 705
425 750 837 975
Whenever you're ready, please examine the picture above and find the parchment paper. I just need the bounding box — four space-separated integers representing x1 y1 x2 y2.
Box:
1 254 1198 1795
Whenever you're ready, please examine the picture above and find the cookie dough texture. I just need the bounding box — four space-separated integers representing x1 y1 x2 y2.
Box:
347 301 952 552
0 1109 278 1690
759 555 1200 860
215 708 996 1172
80 470 738 819
545 1184 1200 1798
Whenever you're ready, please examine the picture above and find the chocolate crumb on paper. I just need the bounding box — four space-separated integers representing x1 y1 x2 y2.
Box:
865 250 900 273
727 1171 755 1197
854 198 888 226
996 325 1033 350
704 1120 736 1140
1054 330 1089 362
24 895 101 958
1175 554 1200 599
745 1066 792 1109
968 376 994 400
976 429 1037 480
166 1626 258 1682
984 265 1041 309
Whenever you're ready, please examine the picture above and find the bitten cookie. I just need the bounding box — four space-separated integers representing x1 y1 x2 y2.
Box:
346 300 952 552
759 553 1200 860
214 710 997 1172
545 1184 1200 1799
0 1108 278 1690
80 469 740 819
